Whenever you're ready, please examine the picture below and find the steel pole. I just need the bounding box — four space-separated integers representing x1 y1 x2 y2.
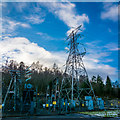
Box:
14 74 16 111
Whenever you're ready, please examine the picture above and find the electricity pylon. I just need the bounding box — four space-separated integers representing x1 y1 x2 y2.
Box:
60 25 96 106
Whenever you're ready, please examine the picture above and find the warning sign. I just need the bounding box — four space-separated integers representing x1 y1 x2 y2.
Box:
82 104 84 107
53 101 56 105
46 104 49 107
0 105 2 109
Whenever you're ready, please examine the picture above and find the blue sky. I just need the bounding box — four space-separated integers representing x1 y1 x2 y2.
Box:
0 2 119 82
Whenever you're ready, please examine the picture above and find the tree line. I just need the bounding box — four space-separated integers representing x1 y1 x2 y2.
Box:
2 60 120 99
91 75 120 99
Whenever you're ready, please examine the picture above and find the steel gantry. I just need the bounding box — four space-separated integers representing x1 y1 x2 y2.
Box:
3 70 21 112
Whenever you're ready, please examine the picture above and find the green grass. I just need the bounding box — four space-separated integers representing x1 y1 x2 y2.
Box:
78 110 119 117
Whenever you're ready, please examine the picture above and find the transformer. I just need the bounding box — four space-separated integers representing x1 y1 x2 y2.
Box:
97 98 104 110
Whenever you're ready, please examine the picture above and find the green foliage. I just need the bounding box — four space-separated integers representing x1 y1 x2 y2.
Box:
91 75 104 97
105 76 112 97
97 75 104 96
91 75 119 99
2 59 119 99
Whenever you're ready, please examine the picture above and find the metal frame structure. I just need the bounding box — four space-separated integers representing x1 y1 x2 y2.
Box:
22 65 34 113
60 25 96 107
46 78 60 112
2 64 33 113
3 70 21 112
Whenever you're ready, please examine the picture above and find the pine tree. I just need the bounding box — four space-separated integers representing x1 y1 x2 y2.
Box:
105 76 112 97
96 75 104 97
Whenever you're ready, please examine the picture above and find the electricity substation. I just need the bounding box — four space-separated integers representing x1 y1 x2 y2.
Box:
2 25 108 116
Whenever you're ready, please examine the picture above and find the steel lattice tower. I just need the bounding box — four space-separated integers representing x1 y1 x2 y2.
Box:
60 25 96 105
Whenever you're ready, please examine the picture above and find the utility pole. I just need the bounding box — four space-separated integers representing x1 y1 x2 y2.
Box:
14 72 17 111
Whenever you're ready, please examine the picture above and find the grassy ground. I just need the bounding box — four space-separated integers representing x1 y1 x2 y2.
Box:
79 110 119 117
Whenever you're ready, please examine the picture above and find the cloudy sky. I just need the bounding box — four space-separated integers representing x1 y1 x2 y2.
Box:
0 2 119 82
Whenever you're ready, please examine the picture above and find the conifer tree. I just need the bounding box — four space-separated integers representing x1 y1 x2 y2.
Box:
105 76 112 97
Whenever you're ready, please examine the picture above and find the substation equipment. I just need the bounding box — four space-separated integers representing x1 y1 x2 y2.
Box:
3 70 21 112
45 78 61 112
44 25 104 113
2 65 34 114
22 66 34 114
2 25 105 115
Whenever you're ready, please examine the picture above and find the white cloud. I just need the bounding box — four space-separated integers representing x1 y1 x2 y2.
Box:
85 41 110 58
2 0 119 2
0 37 67 68
36 32 64 41
104 43 119 51
20 23 30 28
2 17 31 34
25 15 45 24
41 2 89 34
0 2 7 8
13 2 27 12
24 3 46 24
3 3 46 25
37 32 54 40
0 36 118 81
101 3 118 21
84 56 117 80
84 41 118 81
102 59 113 63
